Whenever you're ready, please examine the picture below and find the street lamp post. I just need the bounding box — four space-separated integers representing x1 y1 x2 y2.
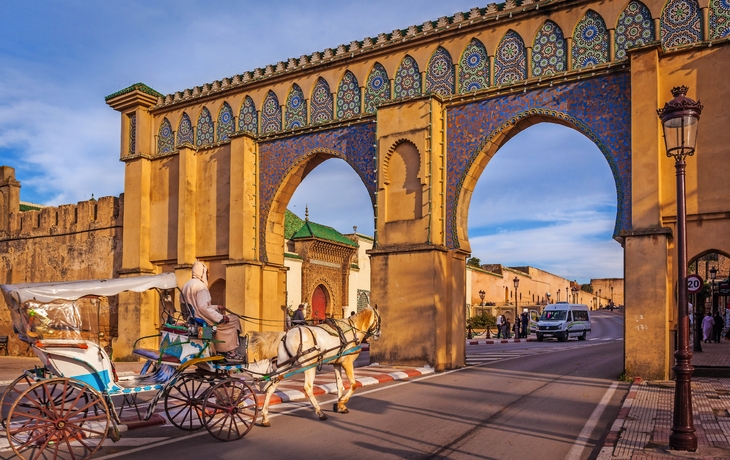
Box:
658 85 702 451
710 266 717 314
599 289 602 308
611 286 614 305
513 277 520 337
557 288 561 303
479 289 486 307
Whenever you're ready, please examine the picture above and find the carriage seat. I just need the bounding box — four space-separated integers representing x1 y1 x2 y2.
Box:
132 348 181 364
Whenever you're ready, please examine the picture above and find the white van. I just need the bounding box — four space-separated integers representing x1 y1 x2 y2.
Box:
535 303 591 342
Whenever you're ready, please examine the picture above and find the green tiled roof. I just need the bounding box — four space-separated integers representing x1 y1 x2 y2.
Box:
19 203 41 212
284 209 305 239
105 82 163 101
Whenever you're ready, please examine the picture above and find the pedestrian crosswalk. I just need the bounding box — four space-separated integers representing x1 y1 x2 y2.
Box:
465 337 623 365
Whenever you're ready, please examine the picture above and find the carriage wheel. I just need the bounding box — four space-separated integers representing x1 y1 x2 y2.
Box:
201 378 258 442
164 373 209 431
1 373 35 429
6 378 110 460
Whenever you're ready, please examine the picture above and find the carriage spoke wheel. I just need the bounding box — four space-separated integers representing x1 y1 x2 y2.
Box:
164 373 209 431
1 373 36 430
6 378 110 460
201 378 258 442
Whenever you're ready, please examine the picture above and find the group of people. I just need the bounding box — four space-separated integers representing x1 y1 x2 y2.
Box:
701 311 726 344
495 311 530 339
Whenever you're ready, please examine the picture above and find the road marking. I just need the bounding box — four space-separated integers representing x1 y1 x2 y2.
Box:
564 381 618 460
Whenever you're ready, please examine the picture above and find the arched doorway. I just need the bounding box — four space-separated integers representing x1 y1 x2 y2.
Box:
210 279 226 307
311 285 328 322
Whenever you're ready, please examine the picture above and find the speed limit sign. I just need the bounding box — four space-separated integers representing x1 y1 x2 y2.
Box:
687 274 703 293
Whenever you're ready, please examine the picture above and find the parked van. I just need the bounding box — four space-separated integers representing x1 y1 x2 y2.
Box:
535 304 591 342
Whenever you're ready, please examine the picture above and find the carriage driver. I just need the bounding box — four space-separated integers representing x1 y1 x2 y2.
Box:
182 261 245 362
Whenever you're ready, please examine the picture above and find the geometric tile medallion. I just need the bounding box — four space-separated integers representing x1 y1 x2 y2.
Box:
572 10 609 68
426 46 455 97
394 55 422 98
286 84 307 129
494 30 527 85
238 96 258 135
710 0 730 39
661 0 702 48
158 117 174 154
459 38 490 92
337 71 361 119
195 107 214 147
261 90 282 134
364 63 390 113
615 0 655 60
531 20 567 77
177 112 194 146
217 102 234 141
310 77 333 124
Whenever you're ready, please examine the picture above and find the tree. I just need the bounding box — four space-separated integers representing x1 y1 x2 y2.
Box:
580 284 593 294
467 257 481 268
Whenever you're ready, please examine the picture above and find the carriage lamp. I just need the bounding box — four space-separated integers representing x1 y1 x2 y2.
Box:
658 85 703 452
710 266 717 314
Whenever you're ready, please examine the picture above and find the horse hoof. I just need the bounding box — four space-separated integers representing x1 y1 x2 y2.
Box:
318 413 328 420
340 407 349 414
260 420 271 427
332 403 339 413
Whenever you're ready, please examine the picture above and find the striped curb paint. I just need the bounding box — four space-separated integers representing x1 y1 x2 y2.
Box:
466 338 537 345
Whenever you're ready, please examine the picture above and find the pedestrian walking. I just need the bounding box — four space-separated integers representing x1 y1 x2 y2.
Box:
520 311 529 338
702 312 715 343
496 314 504 339
502 317 511 339
514 316 521 338
713 312 724 343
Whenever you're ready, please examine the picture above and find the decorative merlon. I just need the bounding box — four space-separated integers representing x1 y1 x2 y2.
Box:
105 83 161 111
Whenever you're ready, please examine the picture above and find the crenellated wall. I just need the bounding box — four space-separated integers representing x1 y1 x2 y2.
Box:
0 172 124 355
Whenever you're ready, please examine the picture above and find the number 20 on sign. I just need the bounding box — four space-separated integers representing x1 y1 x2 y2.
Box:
687 274 703 294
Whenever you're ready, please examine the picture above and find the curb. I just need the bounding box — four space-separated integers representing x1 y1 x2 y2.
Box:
596 378 641 460
467 338 536 345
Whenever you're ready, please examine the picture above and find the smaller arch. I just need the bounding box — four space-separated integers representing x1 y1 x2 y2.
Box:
238 96 258 134
615 0 655 60
572 10 609 68
364 63 390 113
425 46 455 96
494 30 527 85
217 102 234 141
285 84 307 129
196 107 214 146
210 279 226 306
709 0 730 39
157 117 174 154
261 90 282 134
177 112 194 145
458 38 490 93
336 71 361 119
310 78 333 124
531 20 567 76
394 55 421 98
383 139 422 222
661 0 702 48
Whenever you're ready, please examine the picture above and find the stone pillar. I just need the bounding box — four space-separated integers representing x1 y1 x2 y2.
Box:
369 95 465 371
0 166 20 232
106 84 161 359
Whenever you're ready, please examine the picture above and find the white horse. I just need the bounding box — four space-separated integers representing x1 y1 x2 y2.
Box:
248 306 380 427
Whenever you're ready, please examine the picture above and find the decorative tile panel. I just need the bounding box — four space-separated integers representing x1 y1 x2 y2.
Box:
459 38 490 92
195 107 214 146
177 113 194 145
660 0 702 48
258 123 377 262
364 63 390 113
531 20 567 76
710 0 730 38
572 10 609 68
128 113 136 155
615 0 655 60
285 84 307 129
494 30 527 85
217 102 234 141
261 91 282 134
426 46 455 97
446 73 631 249
238 96 258 135
336 71 361 119
310 78 333 124
394 55 422 98
157 117 174 154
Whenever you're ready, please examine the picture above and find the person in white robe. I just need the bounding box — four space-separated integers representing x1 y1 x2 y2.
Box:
702 312 715 343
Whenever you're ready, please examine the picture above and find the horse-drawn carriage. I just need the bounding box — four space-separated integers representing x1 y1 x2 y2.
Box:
0 273 380 460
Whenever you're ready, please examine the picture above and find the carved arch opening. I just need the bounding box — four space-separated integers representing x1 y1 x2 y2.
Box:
382 139 423 223
453 111 623 254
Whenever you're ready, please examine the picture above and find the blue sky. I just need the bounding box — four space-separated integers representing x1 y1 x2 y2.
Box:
0 1 623 283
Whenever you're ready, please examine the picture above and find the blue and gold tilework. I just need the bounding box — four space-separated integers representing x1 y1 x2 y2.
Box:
458 38 490 93
195 107 214 147
572 10 609 68
336 71 361 119
394 55 421 98
239 96 259 135
311 78 333 124
158 117 174 154
217 102 234 141
710 0 730 38
261 91 282 134
446 72 631 249
532 21 567 77
177 112 194 145
494 30 527 85
661 0 702 48
426 47 455 97
364 63 390 114
286 84 307 129
615 0 655 60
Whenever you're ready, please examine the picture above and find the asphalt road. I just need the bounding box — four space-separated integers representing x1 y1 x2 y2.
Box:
81 311 626 460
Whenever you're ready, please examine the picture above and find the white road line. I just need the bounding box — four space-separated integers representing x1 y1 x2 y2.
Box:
564 382 618 460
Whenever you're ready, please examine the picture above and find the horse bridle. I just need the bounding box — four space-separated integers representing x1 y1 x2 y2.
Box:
366 307 381 341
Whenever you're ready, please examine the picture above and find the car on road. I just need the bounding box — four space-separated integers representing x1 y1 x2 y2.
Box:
535 303 591 342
